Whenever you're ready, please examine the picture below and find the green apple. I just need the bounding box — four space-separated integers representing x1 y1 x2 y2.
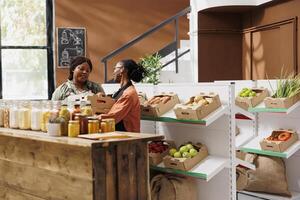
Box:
189 148 198 157
173 152 181 158
182 152 191 158
179 146 188 153
186 144 194 150
249 91 256 97
169 148 177 156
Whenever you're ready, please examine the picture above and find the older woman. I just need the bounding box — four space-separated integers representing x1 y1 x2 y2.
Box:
52 56 104 100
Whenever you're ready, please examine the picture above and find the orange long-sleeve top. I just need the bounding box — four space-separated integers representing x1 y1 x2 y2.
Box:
101 85 140 132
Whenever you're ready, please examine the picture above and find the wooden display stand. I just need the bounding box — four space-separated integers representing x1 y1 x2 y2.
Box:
0 128 162 200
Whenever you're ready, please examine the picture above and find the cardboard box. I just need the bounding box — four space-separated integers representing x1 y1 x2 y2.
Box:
264 93 300 109
163 145 208 171
138 92 147 105
260 130 298 152
87 95 115 114
141 92 180 117
173 93 221 120
149 140 176 166
235 88 269 110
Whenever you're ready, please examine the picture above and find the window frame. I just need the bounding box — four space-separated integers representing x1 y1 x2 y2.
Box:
0 0 55 99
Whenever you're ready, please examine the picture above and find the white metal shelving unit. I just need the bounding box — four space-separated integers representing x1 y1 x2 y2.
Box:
103 83 236 200
141 82 236 200
102 80 300 200
237 80 300 200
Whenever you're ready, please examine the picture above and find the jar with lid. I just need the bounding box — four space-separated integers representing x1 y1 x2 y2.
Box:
71 100 81 120
100 121 109 133
59 102 70 136
102 118 115 132
81 100 93 116
9 101 19 129
88 117 99 134
18 101 31 130
74 113 88 134
0 100 4 127
3 100 10 128
50 101 61 118
31 101 42 130
41 101 52 132
68 120 80 137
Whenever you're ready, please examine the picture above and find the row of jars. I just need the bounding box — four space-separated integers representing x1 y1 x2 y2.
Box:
68 117 115 137
0 99 108 134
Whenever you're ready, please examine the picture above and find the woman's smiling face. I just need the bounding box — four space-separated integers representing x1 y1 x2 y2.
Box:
73 62 91 83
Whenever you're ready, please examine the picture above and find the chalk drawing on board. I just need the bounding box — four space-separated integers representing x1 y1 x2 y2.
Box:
57 27 86 68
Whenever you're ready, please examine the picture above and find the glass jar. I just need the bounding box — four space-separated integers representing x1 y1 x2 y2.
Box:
0 100 4 127
3 100 10 128
71 100 81 120
100 121 109 133
50 101 61 118
31 101 42 131
68 120 80 137
102 118 115 132
9 101 19 129
18 101 31 130
59 103 70 136
81 100 93 116
74 113 88 134
41 101 52 132
88 119 99 134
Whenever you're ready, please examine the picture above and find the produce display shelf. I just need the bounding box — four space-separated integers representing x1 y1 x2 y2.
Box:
236 129 255 149
141 105 228 126
248 101 300 114
235 105 255 120
239 190 300 200
240 136 300 158
150 156 228 181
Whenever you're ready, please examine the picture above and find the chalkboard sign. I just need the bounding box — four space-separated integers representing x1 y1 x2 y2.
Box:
57 27 86 68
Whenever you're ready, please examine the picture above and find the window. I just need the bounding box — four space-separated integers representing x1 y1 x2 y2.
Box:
0 0 54 99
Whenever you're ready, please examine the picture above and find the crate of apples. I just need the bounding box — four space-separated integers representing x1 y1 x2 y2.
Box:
235 87 269 110
163 142 208 171
148 140 175 165
260 130 298 152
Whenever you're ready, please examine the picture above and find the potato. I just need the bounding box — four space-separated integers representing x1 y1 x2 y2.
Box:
205 98 213 104
198 99 208 106
194 95 203 103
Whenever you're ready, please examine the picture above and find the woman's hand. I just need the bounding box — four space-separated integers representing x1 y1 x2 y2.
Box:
97 114 102 121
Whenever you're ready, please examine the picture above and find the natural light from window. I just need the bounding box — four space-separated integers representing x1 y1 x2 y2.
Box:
0 0 48 99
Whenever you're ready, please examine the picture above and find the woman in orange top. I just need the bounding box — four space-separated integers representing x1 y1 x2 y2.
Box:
98 59 146 132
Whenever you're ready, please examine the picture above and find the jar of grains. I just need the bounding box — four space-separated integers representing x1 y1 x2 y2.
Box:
31 101 42 131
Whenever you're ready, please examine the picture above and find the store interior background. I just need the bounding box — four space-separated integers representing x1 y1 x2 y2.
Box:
55 0 300 86
55 0 189 86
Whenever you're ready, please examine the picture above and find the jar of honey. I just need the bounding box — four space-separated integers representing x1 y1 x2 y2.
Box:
74 113 88 134
81 100 93 116
100 121 109 133
102 118 115 132
68 120 80 137
88 119 99 134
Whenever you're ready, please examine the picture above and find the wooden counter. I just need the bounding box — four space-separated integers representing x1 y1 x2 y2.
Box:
0 128 163 200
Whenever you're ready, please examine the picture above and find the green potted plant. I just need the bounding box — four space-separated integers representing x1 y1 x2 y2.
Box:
139 53 162 85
